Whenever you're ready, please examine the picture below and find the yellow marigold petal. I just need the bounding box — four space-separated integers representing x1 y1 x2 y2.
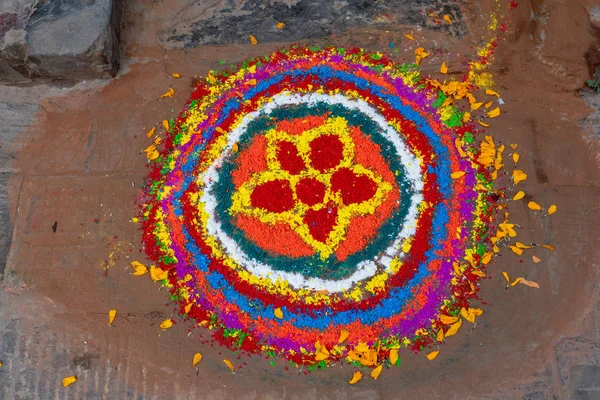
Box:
542 244 555 251
371 365 383 380
487 107 501 118
440 61 448 74
532 255 541 263
509 246 524 256
108 309 117 325
150 265 168 281
62 376 77 387
223 359 234 372
249 35 258 45
451 171 466 179
404 33 414 40
512 191 525 200
477 119 490 127
146 127 156 138
349 371 363 384
527 201 542 211
436 329 444 342
274 307 283 319
512 169 528 184
276 22 285 29
160 88 175 99
171 73 181 78
471 102 484 110
445 319 462 337
518 278 540 288
481 252 493 265
503 271 510 283
443 14 452 24
193 353 202 367
515 242 532 249
439 314 458 325
547 204 557 215
338 329 349 344
486 89 500 97
512 153 520 163
389 348 399 365
427 349 440 360
159 319 173 330
130 261 148 276
162 120 169 130
460 307 475 323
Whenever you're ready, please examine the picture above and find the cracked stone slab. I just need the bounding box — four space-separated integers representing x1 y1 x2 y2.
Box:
0 0 120 84
159 0 465 48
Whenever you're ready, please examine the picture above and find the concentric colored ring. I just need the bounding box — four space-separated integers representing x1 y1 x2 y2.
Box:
140 46 498 368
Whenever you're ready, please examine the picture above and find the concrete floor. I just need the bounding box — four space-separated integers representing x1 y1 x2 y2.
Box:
0 0 600 399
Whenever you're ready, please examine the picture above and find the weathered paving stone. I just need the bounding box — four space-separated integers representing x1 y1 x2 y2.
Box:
0 0 120 84
159 0 465 48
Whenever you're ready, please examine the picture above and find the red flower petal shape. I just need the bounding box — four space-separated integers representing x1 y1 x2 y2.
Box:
331 168 378 205
295 177 327 206
250 180 295 213
309 135 344 172
303 206 338 243
277 140 305 175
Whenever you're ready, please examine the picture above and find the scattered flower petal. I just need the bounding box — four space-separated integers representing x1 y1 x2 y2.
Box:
371 365 383 380
338 329 349 344
512 191 525 200
532 255 541 263
108 309 117 325
146 127 156 138
160 88 175 99
542 244 555 251
512 169 528 184
223 359 235 372
509 245 523 256
276 22 285 29
503 271 510 284
62 376 77 387
440 61 448 74
445 319 462 337
518 278 540 288
160 319 173 330
249 35 258 45
130 261 148 276
439 314 458 324
547 205 557 215
150 265 168 281
427 350 440 360
349 371 362 384
171 73 181 78
404 33 414 40
443 14 453 24
193 353 202 367
486 89 500 97
512 153 520 163
527 201 542 211
389 348 399 365
274 307 284 319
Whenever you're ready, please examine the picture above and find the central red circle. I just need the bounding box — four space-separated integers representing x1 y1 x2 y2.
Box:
295 177 327 206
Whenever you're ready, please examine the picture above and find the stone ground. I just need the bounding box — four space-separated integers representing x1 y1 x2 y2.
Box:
0 0 600 399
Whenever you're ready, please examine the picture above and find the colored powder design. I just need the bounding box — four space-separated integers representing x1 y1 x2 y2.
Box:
138 46 502 370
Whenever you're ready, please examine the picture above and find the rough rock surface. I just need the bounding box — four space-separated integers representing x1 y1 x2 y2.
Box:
0 0 120 84
159 0 465 48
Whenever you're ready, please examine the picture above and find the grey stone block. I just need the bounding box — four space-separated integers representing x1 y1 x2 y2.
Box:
0 0 120 84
